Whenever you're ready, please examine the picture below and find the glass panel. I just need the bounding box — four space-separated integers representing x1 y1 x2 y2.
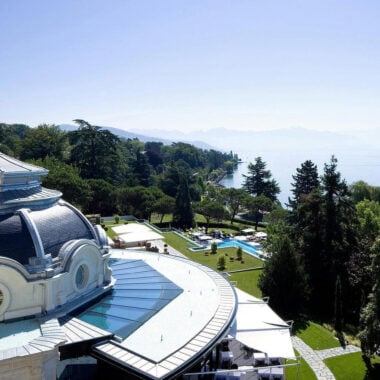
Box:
76 259 183 340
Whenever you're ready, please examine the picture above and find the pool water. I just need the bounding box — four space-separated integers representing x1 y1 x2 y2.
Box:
217 239 263 259
77 259 183 340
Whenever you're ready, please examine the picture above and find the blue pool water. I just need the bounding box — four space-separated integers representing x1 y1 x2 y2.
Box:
217 239 264 260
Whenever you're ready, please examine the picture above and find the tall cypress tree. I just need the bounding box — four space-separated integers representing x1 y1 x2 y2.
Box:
173 172 194 229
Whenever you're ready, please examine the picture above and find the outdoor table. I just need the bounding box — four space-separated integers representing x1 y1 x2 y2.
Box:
253 352 268 366
258 367 284 379
214 371 244 380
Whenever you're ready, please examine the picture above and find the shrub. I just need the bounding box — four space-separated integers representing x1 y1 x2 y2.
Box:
211 242 218 254
218 255 226 270
114 214 120 224
236 246 243 261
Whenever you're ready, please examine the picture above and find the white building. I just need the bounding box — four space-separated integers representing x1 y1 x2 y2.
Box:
0 153 294 380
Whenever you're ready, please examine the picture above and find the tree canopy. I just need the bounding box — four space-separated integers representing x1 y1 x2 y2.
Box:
243 157 280 201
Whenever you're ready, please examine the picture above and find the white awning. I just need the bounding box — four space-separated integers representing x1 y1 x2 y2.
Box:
198 235 212 241
112 223 151 234
255 232 267 238
230 289 295 359
118 231 163 244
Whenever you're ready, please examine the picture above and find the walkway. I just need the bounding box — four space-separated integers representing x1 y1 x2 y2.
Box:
291 336 361 380
154 240 187 258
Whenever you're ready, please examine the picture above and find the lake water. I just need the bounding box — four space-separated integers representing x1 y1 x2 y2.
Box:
219 143 380 207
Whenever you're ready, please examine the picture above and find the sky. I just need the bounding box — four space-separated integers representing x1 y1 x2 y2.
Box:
1 0 380 133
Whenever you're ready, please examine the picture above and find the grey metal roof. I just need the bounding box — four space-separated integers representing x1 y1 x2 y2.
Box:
0 153 61 214
0 152 47 176
0 187 61 215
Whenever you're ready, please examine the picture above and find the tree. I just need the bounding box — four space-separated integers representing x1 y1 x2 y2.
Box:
20 124 68 161
359 239 380 355
322 157 357 315
130 147 152 186
334 275 343 332
173 172 194 228
292 189 324 312
292 156 358 318
258 235 305 316
85 179 117 215
145 141 164 171
0 123 25 156
349 181 380 204
265 206 289 226
115 186 163 220
194 199 227 233
221 188 248 224
243 157 280 201
32 157 91 209
165 142 206 169
288 160 320 210
69 119 123 183
245 195 273 230
153 195 176 224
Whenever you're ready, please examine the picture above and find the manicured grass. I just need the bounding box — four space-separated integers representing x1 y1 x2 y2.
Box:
103 222 119 238
229 270 263 299
324 352 380 380
295 321 341 350
285 349 317 380
163 232 199 252
163 231 264 298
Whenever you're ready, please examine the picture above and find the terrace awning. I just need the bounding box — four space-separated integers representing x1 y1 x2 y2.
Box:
117 231 163 244
230 289 295 359
112 223 151 235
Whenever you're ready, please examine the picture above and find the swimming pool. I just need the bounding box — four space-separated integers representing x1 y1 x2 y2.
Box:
217 239 264 260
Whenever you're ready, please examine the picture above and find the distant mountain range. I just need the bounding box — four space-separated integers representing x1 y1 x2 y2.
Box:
59 124 216 151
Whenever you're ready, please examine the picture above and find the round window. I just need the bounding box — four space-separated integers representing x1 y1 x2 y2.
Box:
0 284 11 315
75 264 89 290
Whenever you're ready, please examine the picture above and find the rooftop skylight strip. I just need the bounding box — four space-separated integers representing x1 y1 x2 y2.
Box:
115 278 172 284
82 308 147 324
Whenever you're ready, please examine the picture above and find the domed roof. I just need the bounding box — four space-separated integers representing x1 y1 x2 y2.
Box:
0 152 101 271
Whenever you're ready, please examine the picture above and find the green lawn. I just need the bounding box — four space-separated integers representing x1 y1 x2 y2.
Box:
229 270 262 298
294 321 341 350
163 232 264 298
324 352 380 380
163 231 200 252
285 349 317 380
